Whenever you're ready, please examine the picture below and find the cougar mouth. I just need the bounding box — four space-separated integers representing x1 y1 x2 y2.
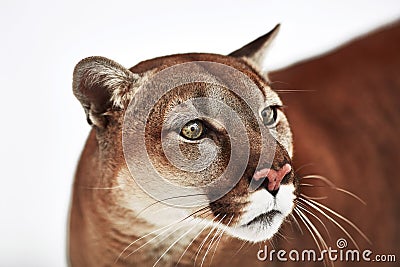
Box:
220 184 295 242
245 209 281 227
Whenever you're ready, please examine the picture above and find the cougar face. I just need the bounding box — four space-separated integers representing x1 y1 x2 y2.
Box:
71 24 299 266
131 55 297 242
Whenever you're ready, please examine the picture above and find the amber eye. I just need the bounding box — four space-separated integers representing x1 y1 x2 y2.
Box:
180 120 204 140
261 106 278 126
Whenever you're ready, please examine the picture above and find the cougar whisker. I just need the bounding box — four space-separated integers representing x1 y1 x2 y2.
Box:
289 213 304 235
208 215 234 267
302 174 366 205
174 218 216 267
200 223 223 267
124 218 192 260
134 193 210 218
115 207 213 263
296 201 332 241
294 207 331 267
153 218 207 267
301 197 371 245
194 215 225 266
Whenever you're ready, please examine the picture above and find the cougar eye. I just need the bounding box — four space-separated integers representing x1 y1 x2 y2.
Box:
261 106 278 126
180 120 204 140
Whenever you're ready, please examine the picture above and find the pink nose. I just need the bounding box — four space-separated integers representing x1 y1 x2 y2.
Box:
252 164 292 191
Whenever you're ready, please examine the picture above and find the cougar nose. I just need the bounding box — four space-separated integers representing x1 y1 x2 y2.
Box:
253 164 292 192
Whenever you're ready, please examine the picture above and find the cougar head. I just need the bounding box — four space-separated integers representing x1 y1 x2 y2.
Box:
73 24 297 243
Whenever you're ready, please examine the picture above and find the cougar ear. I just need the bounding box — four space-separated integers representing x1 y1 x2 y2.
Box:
229 24 280 71
73 56 140 128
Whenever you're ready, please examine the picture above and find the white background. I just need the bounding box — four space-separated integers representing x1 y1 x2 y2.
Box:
0 0 398 266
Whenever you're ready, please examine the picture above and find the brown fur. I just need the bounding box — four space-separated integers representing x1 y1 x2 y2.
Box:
269 21 400 266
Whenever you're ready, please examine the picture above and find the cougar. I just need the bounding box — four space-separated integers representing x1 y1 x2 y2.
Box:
69 23 399 266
